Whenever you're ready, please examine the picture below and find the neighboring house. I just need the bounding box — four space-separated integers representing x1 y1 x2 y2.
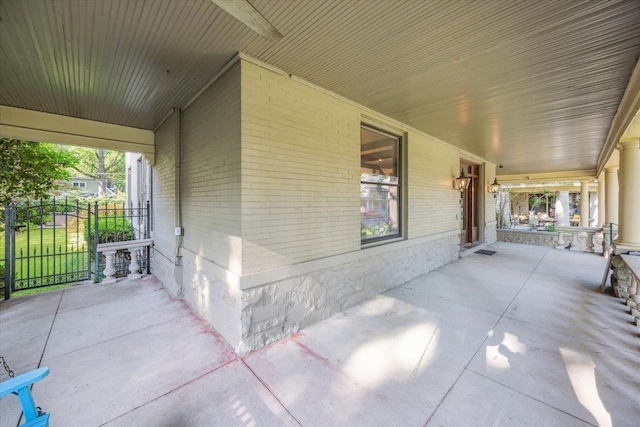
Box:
65 176 116 197
69 176 100 196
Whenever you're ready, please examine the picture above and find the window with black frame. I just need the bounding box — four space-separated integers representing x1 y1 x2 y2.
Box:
360 126 401 243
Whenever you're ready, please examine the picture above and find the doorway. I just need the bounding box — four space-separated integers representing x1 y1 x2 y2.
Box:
460 161 480 246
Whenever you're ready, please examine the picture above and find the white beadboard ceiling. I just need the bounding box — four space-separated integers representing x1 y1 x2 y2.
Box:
1 0 639 176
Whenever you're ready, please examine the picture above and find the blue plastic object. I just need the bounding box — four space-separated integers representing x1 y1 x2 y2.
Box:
0 367 50 426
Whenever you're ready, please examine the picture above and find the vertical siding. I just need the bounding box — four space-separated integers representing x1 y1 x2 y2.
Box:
152 114 177 259
181 62 242 273
240 61 361 274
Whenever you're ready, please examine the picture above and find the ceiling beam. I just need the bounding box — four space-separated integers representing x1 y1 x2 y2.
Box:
498 169 597 185
597 56 640 176
0 106 155 164
211 0 282 41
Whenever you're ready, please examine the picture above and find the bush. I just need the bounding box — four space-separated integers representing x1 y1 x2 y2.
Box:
85 215 135 249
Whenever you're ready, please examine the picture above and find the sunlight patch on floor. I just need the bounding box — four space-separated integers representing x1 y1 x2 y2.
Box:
560 348 612 427
343 323 439 387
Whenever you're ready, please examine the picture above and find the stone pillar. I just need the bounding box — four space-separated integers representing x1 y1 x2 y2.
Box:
604 166 619 226
555 191 570 227
597 172 605 227
611 139 640 300
579 181 589 227
615 139 640 251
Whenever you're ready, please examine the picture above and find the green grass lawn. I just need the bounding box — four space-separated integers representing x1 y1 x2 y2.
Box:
0 227 89 290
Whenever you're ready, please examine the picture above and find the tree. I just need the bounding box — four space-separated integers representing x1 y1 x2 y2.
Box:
0 138 77 204
496 188 514 229
68 147 125 196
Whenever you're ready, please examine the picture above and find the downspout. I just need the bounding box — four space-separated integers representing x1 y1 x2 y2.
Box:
173 109 184 295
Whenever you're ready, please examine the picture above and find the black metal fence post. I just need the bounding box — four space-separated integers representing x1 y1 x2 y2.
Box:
4 203 12 300
93 201 100 283
87 202 92 281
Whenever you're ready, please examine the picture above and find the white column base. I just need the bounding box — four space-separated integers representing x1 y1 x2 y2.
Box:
102 250 117 284
127 246 142 280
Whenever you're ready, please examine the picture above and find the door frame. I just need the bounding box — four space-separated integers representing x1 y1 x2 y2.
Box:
459 160 485 246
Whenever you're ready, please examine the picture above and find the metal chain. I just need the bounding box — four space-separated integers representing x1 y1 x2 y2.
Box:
0 356 15 378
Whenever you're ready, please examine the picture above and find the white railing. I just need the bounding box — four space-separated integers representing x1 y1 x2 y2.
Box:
96 238 153 283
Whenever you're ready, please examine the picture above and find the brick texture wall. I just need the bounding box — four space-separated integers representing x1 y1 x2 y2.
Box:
152 112 177 262
240 60 467 273
181 62 242 274
241 61 361 274
406 133 460 238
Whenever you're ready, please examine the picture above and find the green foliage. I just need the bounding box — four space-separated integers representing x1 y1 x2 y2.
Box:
0 228 86 283
0 139 78 203
67 147 126 194
361 223 389 237
85 215 135 249
544 224 556 232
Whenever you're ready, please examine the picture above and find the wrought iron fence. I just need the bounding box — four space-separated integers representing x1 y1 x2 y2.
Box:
91 201 151 282
2 199 150 299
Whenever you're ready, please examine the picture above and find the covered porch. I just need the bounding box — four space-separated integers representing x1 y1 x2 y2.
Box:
1 242 637 426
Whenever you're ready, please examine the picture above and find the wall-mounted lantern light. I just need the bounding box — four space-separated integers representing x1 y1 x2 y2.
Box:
453 170 471 192
488 177 501 197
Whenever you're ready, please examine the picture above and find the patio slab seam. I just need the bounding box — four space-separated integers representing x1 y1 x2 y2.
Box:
239 357 303 427
434 260 541 286
399 278 517 316
97 357 240 427
498 314 640 356
423 247 549 426
37 290 63 368
463 369 597 426
41 312 192 364
56 285 166 314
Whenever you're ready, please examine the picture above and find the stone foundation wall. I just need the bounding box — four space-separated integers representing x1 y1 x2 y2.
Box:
497 229 603 252
485 224 497 245
498 229 560 248
237 234 460 354
610 254 640 327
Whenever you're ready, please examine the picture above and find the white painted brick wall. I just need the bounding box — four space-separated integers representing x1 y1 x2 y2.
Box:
407 133 460 238
240 60 468 273
182 62 242 273
151 112 177 262
241 61 361 274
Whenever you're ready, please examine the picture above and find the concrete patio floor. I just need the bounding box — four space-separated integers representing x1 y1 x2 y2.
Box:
1 242 639 426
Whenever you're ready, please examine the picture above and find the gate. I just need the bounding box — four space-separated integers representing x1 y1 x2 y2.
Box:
1 199 150 300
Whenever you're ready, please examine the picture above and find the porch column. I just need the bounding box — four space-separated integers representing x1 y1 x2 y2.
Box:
597 172 605 227
604 166 619 226
615 139 640 250
579 180 589 227
555 191 570 227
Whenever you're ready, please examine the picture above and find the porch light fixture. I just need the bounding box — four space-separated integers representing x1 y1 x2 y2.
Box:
453 170 471 192
488 177 501 196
